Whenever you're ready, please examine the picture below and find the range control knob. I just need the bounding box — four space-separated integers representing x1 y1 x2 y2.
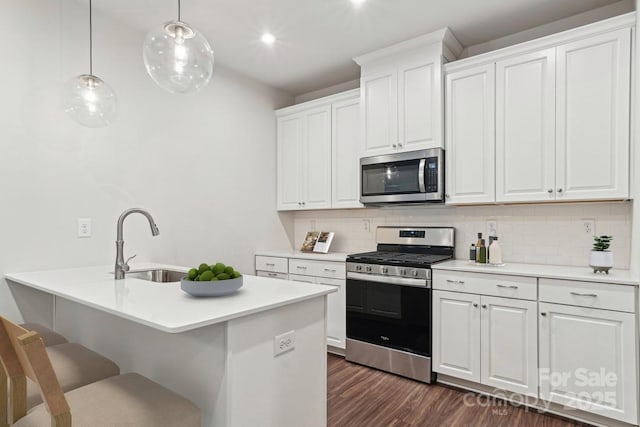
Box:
400 269 406 276
355 265 362 271
366 266 372 272
411 270 418 277
382 267 389 274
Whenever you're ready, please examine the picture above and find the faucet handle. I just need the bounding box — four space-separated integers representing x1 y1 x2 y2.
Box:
122 254 137 272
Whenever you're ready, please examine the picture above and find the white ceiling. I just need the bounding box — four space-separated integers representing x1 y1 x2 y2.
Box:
89 0 625 95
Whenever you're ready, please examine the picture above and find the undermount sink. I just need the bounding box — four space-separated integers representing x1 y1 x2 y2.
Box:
126 269 185 283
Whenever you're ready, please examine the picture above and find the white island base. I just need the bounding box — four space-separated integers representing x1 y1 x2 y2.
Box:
6 265 334 427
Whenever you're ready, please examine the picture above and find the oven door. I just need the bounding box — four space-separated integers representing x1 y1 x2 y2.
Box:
346 272 431 356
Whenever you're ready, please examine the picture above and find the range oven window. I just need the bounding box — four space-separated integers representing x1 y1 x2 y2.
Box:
346 278 431 356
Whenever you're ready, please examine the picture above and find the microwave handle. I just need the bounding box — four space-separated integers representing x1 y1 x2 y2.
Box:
418 159 426 193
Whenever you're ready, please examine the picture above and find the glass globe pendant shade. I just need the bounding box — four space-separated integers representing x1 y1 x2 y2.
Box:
63 74 117 128
143 21 214 94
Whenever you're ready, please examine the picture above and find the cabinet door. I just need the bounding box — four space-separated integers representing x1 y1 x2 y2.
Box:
480 296 538 397
302 106 332 210
317 277 346 349
496 49 556 202
332 97 363 209
361 71 398 156
555 28 631 201
445 64 495 204
539 302 638 424
276 114 303 210
432 290 481 382
398 56 442 150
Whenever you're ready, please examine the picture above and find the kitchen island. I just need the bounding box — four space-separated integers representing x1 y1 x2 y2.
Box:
5 263 336 427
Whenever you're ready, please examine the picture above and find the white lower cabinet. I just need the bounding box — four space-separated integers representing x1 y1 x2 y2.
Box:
433 290 537 396
255 255 346 350
539 302 638 424
480 296 538 397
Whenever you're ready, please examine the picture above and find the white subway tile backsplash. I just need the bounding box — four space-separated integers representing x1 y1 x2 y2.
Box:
293 202 632 269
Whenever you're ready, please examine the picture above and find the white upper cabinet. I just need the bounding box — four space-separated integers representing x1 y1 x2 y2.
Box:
332 97 363 209
444 14 633 205
496 48 556 202
276 90 361 211
555 28 631 201
355 29 462 157
276 114 304 210
445 63 495 204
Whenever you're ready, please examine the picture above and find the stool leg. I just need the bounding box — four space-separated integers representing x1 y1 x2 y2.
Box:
0 367 7 427
9 376 26 424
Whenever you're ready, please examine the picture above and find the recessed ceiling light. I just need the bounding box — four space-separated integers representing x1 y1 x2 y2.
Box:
350 0 366 7
261 32 276 45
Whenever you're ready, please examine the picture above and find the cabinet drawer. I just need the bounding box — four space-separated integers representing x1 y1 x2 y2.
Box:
539 278 635 313
433 270 537 300
255 256 288 274
256 271 289 280
288 258 346 279
288 274 317 284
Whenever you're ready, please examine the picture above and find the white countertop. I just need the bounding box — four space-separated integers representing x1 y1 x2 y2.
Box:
255 250 348 262
432 260 639 286
5 263 336 333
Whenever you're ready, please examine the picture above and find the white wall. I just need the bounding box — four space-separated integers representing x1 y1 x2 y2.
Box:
0 0 294 320
294 203 632 269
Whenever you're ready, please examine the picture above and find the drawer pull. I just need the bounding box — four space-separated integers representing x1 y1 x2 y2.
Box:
324 268 337 273
267 273 277 277
446 280 465 285
296 266 307 270
497 284 518 289
265 263 275 267
570 292 598 298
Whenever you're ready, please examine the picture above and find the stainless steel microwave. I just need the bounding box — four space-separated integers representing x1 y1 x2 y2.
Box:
360 148 444 205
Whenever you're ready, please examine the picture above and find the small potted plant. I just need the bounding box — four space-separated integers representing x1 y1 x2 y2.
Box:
589 235 613 274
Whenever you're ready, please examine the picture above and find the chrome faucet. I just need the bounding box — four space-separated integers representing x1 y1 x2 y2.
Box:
114 208 160 279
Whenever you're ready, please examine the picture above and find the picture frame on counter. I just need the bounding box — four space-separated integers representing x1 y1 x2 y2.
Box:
313 232 335 253
301 231 320 252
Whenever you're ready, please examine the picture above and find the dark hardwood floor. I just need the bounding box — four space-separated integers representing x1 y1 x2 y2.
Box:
327 354 590 427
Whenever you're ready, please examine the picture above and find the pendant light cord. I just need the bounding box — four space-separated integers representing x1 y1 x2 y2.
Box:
178 0 181 21
89 0 93 76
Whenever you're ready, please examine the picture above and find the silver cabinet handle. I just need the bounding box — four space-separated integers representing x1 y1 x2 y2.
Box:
398 143 403 147
446 280 465 284
497 284 518 289
473 303 478 307
324 268 337 273
557 188 563 193
482 304 487 309
392 144 397 148
445 194 450 198
547 189 553 193
570 292 597 297
296 266 307 270
265 263 275 267
302 202 306 206
541 312 547 316
267 273 277 277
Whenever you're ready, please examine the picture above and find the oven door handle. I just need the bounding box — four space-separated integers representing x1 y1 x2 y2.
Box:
418 159 426 193
347 271 429 288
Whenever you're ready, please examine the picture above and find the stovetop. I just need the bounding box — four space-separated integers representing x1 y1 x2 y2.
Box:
346 251 452 268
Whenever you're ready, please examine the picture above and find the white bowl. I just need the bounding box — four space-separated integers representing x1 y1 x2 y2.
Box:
181 276 243 297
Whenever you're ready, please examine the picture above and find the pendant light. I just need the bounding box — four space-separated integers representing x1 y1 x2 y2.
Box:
63 0 117 128
142 0 214 94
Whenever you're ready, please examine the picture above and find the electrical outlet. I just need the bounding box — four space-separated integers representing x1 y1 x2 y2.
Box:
486 220 497 237
310 220 316 231
274 330 295 356
77 218 92 238
583 219 595 235
363 219 370 232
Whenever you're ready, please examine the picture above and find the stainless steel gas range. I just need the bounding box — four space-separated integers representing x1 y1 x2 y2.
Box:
345 226 455 383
